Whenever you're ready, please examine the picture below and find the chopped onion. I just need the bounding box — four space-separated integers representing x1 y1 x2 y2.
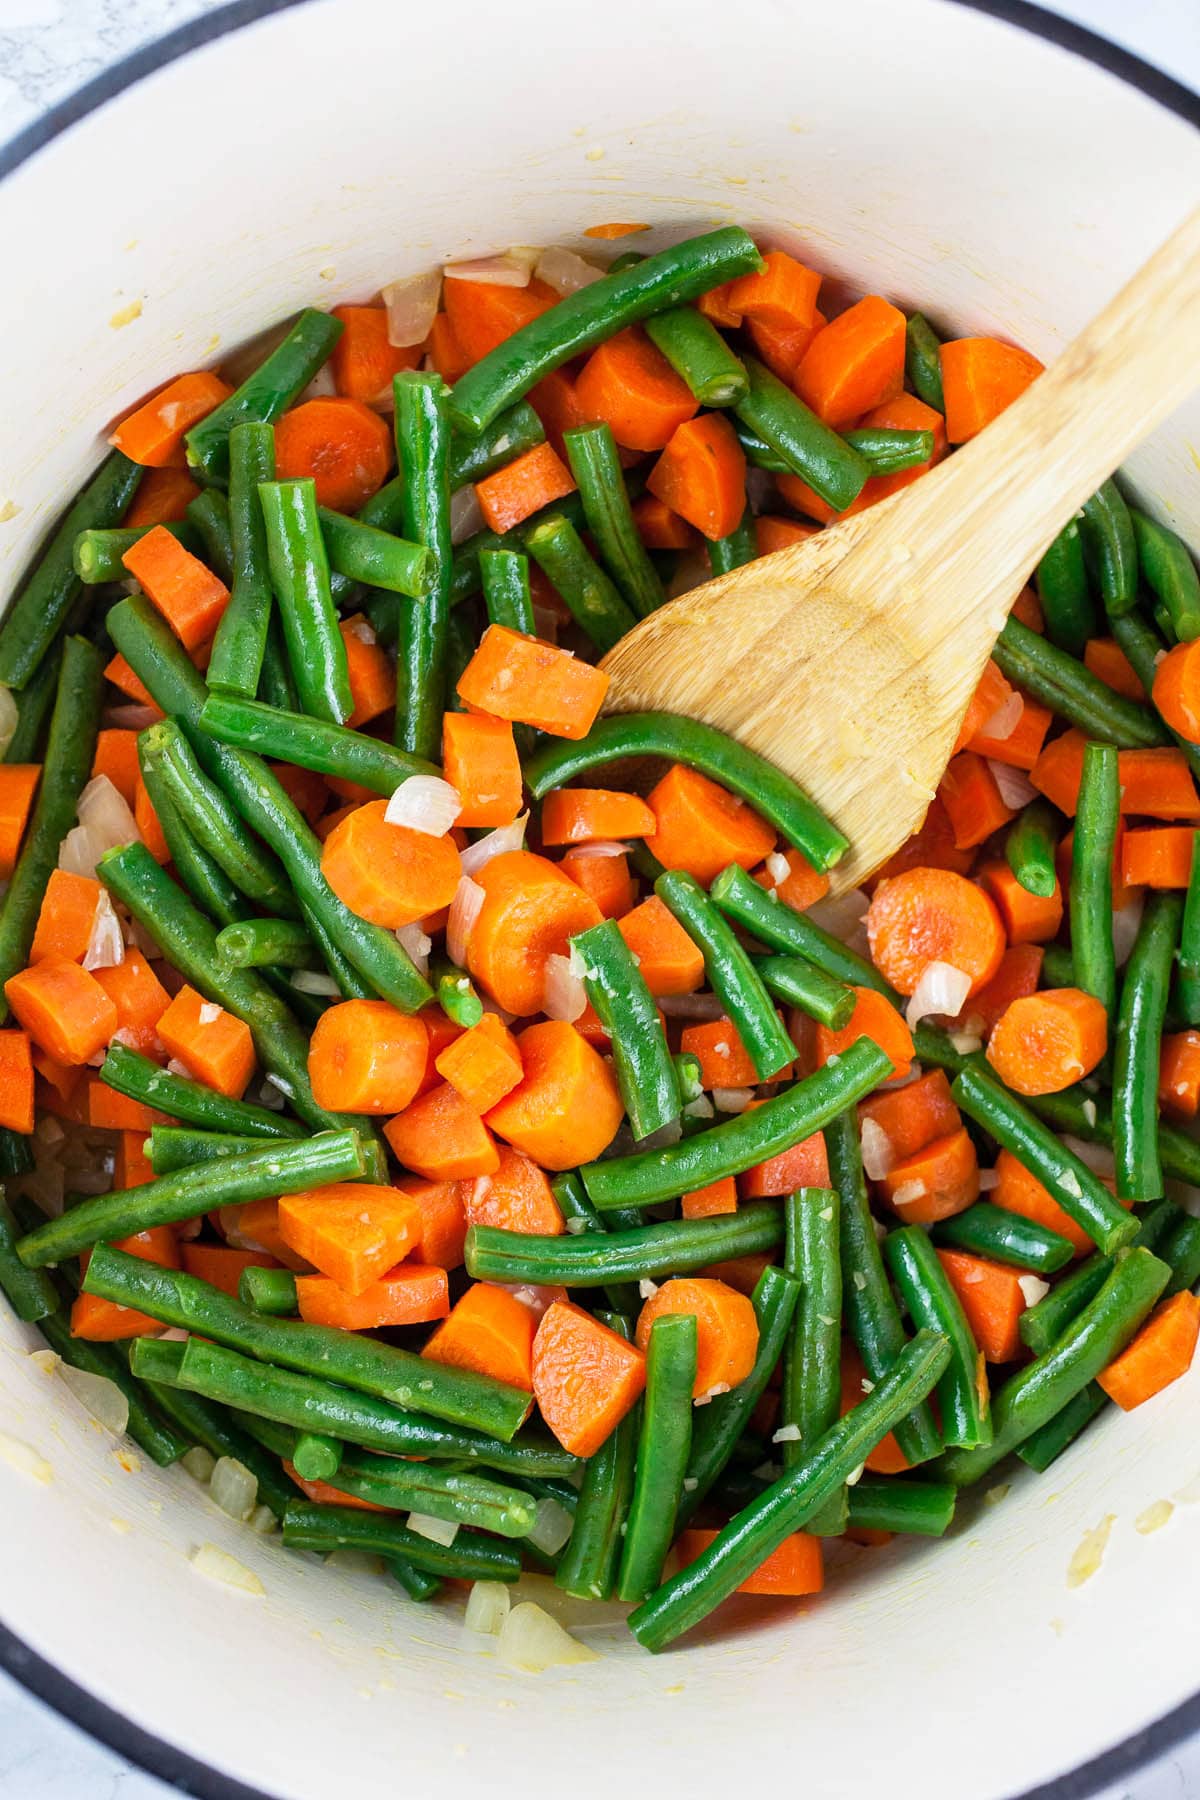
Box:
465 1579 511 1635
460 812 528 875
635 1118 684 1149
79 774 141 857
543 951 586 1022
765 850 791 885
658 992 726 1021
346 616 376 646
712 1086 754 1113
385 774 462 836
81 890 125 972
450 484 484 545
534 246 605 295
446 875 486 966
905 960 972 1029
256 1076 288 1111
496 1282 561 1318
890 1179 927 1209
296 362 338 403
182 1446 216 1483
407 1511 459 1546
989 759 1038 810
210 1455 258 1522
563 839 628 859
395 922 432 976
444 248 539 287
1019 1274 1051 1308
198 1001 222 1025
0 687 17 759
1113 892 1145 968
382 269 441 347
250 1504 277 1536
497 1601 598 1672
860 1116 896 1179
28 1348 59 1375
807 887 870 951
103 703 160 730
978 1167 1000 1192
1061 1134 1116 1178
58 1363 130 1435
190 1543 264 1596
527 1497 574 1556
980 689 1023 741
772 1423 802 1444
682 1093 714 1120
949 1028 984 1054
289 969 341 996
531 604 559 642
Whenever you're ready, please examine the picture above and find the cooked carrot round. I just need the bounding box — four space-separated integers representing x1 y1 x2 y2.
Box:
877 1128 980 1225
532 1298 646 1456
308 999 428 1114
320 799 461 930
986 988 1108 1095
1097 1291 1200 1411
463 1144 565 1235
647 763 775 886
274 397 392 512
484 1020 623 1170
466 850 601 1017
574 327 698 453
815 985 914 1080
422 1280 538 1390
1152 639 1200 742
635 1276 759 1399
866 866 1006 997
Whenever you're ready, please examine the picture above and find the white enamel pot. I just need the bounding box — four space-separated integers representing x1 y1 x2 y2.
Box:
0 3 1198 1796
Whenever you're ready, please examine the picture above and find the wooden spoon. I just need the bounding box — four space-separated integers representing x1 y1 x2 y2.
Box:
601 208 1200 895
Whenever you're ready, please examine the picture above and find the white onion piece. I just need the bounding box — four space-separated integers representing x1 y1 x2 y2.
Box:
534 246 605 295
563 839 628 859
860 1117 896 1180
210 1455 258 1522
495 1282 561 1318
1113 892 1145 968
658 992 726 1021
980 689 1023 741
497 1601 598 1672
103 703 161 731
531 604 559 642
182 1446 216 1483
978 1167 1000 1191
543 952 586 1023
807 887 870 949
712 1086 754 1113
382 269 441 347
296 363 338 403
890 1179 927 1209
82 890 125 971
460 812 528 875
1019 1274 1051 1308
1061 1134 1117 1178
407 1511 459 1546
58 1364 129 1435
190 1543 264 1596
446 875 486 967
948 1028 984 1054
58 826 96 878
0 687 17 759
385 774 462 836
765 850 791 885
465 1579 511 1635
345 616 376 646
79 774 141 856
250 1504 277 1536
289 969 341 996
635 1118 684 1149
989 759 1038 811
444 248 539 287
198 1001 221 1025
905 960 972 1029
682 1094 714 1120
527 1497 575 1555
395 922 432 977
450 484 484 545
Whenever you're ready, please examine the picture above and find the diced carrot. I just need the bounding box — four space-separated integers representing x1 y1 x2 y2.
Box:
954 660 1016 756
878 1128 980 1225
1121 827 1196 890
728 249 820 331
560 849 635 919
938 751 1016 851
278 1182 422 1295
752 845 830 913
939 337 1044 442
84 1077 165 1133
648 763 775 885
646 413 746 541
133 775 170 865
435 1011 523 1114
426 312 471 385
1098 1291 1200 1410
869 795 974 887
123 467 201 528
859 1069 961 1163
937 1248 1025 1361
397 1177 468 1270
746 308 827 385
740 1126 829 1200
532 1299 646 1456
217 1196 304 1268
636 1276 758 1398
681 1016 776 1089
441 713 521 829
617 895 705 995
92 952 169 1058
1030 731 1087 814
1011 586 1045 633
114 1130 155 1190
866 867 1006 997
528 368 586 461
330 306 421 406
474 442 576 535
702 1252 772 1296
30 870 104 964
631 495 698 551
0 1031 33 1133
457 624 608 740
423 1281 538 1390
485 1020 622 1170
91 730 140 811
4 958 118 1065
1085 637 1146 701
110 371 233 467
992 1149 1097 1258
274 398 392 513
181 1242 279 1298
681 1176 739 1220
0 766 39 879
463 1144 565 1235
779 389 946 524
466 850 601 1017
950 943 1045 1039
967 693 1053 772
337 615 395 729
840 1341 907 1472
1118 747 1197 819
33 1049 84 1107
794 296 906 430
986 988 1108 1095
442 277 556 366
412 1008 464 1099
122 526 229 652
105 653 162 715
696 281 743 329
156 984 256 1098
1159 1030 1200 1120
269 761 329 826
384 1081 500 1182
753 515 819 555
674 1526 823 1597
977 860 1063 944
72 1227 179 1340
574 327 698 453
541 788 656 846
307 998 428 1114
320 799 460 930
815 986 914 1080
295 1264 450 1330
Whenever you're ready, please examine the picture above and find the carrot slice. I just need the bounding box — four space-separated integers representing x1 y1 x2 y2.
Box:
0 1031 33 1133
616 894 705 995
457 624 608 740
307 998 428 1114
745 308 827 385
30 870 104 964
1097 1291 1200 1410
631 495 698 551
274 397 392 512
320 799 461 930
938 751 1016 850
122 526 229 651
541 788 656 846
484 1020 622 1170
442 277 556 365
936 1248 1025 1361
574 327 698 453
560 849 635 920
0 766 40 880
648 763 775 885
115 1130 155 1190
124 467 201 528
463 1144 565 1234
636 1276 758 1398
977 860 1064 944
986 988 1108 1095
753 515 819 555
991 1149 1098 1258
1011 587 1045 633
859 1069 961 1163
674 1526 823 1597
815 986 914 1080
794 296 906 429
532 1299 646 1456
866 867 1006 997
474 442 576 534
72 1227 180 1340
950 943 1045 1038
681 1176 739 1220
680 1016 777 1090
583 223 650 240
466 850 601 1017
869 795 975 887
442 713 522 829
105 652 163 714
1121 827 1196 889
435 1011 523 1114
1159 1030 1200 1120
278 1183 422 1295
397 1178 469 1270
413 1008 464 1098
4 958 118 1065
157 984 256 1099
384 1081 500 1182
939 338 1044 442
954 660 1016 755
92 729 140 810
1085 637 1146 702
422 1282 538 1390
427 312 470 385
967 694 1053 772
284 1467 391 1511
110 371 233 468
92 952 169 1059
727 250 820 333
339 616 395 729
295 1264 450 1330
1033 732 1200 820
84 1077 166 1133
740 1126 829 1200
330 306 421 406
877 1128 980 1225
840 1340 907 1472
134 775 170 865
646 413 746 541
753 845 829 912
181 1243 279 1299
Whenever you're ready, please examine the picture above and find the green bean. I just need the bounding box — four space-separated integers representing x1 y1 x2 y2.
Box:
904 313 945 412
574 917 680 1138
781 1189 845 1531
847 1475 956 1538
316 1447 535 1537
1069 744 1119 1034
1015 1382 1107 1471
548 1172 639 1315
138 738 250 930
35 1311 190 1468
1036 519 1097 656
392 371 452 762
283 1499 522 1582
289 1431 340 1482
712 862 892 995
656 870 795 1080
556 1314 640 1599
18 1131 362 1268
200 692 436 793
1113 891 1183 1200
932 1201 1075 1272
616 1314 696 1602
217 917 315 970
1039 945 1075 987
708 506 757 576
527 717 848 875
317 508 434 599
629 1327 950 1651
1019 1257 1112 1357
450 402 547 489
185 489 234 583
828 1108 942 1466
993 617 1165 749
468 1198 785 1286
639 305 745 405
0 1196 58 1321
0 452 142 687
841 428 934 473
258 613 298 711
0 637 103 1015
884 1226 992 1450
952 1064 1138 1255
731 417 787 473
2 650 59 764
428 954 483 1029
1163 1213 1200 1296
73 521 199 583
1131 509 1200 640
207 421 275 697
258 478 352 725
1177 835 1200 1025
100 1042 305 1139
1005 798 1059 900
239 1266 299 1315
450 229 763 433
147 1126 276 1175
84 1246 533 1440
752 954 853 1035
1078 480 1138 618
479 546 536 643
0 1132 33 1181
583 1038 891 1211
679 1264 800 1526
735 355 870 511
525 513 637 653
186 309 343 481
563 422 664 618
1024 1076 1200 1193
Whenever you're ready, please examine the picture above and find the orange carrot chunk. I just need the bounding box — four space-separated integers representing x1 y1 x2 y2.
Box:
977 860 1064 944
541 788 657 846
727 250 820 334
485 1020 623 1170
968 695 1053 772
840 1341 908 1473
320 799 461 930
474 442 576 535
938 751 1016 851
397 1178 469 1270
648 763 775 886
740 1127 829 1200
532 1299 646 1456
859 1068 961 1162
866 867 1006 997
1035 734 1200 821
462 1144 565 1235
939 337 1044 443
1121 827 1196 890
753 845 830 912
991 1148 1098 1258
1085 637 1146 701
574 327 698 453
423 1282 538 1390
1159 1030 1200 1121
273 397 392 513
936 1248 1025 1362
134 775 170 864
30 870 104 964
753 515 819 555
339 615 396 728
794 296 906 430
953 660 1015 755
384 1081 500 1182
435 1011 523 1114
91 730 140 809
84 1078 165 1133
674 1526 823 1597
181 1243 279 1299
124 467 202 529
442 713 522 829
986 988 1108 1095
681 1176 739 1220
583 223 650 240
295 1264 450 1331
877 1128 980 1225
426 312 471 385
442 278 555 366
466 850 601 1017
278 1183 422 1296
681 1017 772 1090
330 305 421 406
0 1031 34 1133
949 943 1045 1039
122 526 230 651
307 998 428 1114
1097 1291 1200 1410
4 959 118 1065
646 413 746 541
92 951 169 1058
617 895 705 995
115 1131 156 1190
561 849 635 920
631 495 698 551
457 625 609 740
110 371 233 468
636 1276 759 1398
156 984 256 1098
71 1227 180 1340
871 795 975 887
0 766 40 879
815 986 914 1080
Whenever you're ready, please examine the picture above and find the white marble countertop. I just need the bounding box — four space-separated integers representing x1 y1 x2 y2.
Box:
0 2 1198 1795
